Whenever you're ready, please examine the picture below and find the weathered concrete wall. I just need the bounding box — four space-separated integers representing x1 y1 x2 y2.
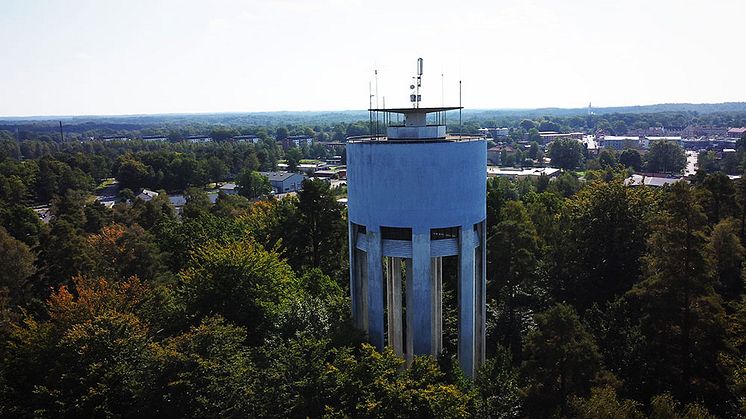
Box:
347 140 487 230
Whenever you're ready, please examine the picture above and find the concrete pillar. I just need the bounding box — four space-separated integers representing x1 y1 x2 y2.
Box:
366 230 384 350
355 249 368 332
458 225 476 378
477 221 487 368
386 257 404 356
411 231 432 355
405 258 414 363
348 222 358 329
431 257 443 355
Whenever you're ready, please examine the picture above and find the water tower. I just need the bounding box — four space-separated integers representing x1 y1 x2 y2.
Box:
346 59 487 377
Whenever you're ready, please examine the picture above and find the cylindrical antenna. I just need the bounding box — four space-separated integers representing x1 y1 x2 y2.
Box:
59 121 64 142
416 58 423 109
459 80 462 138
375 69 379 136
375 69 379 109
441 71 444 107
369 82 373 137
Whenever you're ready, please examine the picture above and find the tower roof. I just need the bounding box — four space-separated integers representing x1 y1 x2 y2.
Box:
368 106 462 114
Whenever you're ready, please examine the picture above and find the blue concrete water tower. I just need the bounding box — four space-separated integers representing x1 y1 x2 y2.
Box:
347 101 487 377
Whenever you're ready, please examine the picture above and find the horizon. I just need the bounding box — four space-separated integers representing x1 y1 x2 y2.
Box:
3 101 746 121
1 0 744 117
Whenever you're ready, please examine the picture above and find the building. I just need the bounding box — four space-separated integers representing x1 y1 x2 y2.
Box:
185 134 212 143
487 146 502 165
347 97 487 377
478 127 509 139
313 170 340 179
232 134 262 143
682 138 737 151
487 144 516 165
728 127 746 139
168 195 187 215
625 174 688 187
298 162 327 175
600 136 641 150
487 166 561 179
100 135 131 141
325 155 343 165
628 126 684 137
280 135 313 149
259 171 306 194
539 132 583 144
682 125 729 138
643 136 682 148
136 189 159 202
142 135 168 142
219 182 239 195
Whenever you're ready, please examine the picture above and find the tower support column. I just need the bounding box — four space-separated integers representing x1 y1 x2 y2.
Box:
410 231 432 355
431 257 443 354
405 258 414 363
458 225 477 377
367 230 384 350
386 257 404 356
356 249 369 332
477 221 487 368
348 222 358 328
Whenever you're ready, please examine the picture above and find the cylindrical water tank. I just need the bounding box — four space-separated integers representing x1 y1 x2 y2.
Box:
347 139 486 232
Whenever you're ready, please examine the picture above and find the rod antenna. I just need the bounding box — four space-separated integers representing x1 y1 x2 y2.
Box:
369 81 373 136
459 80 462 138
375 69 379 136
410 58 423 108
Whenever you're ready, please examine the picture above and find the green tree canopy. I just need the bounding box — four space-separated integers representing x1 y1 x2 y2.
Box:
522 303 604 417
619 149 643 171
627 182 729 410
178 239 301 343
182 187 212 220
548 138 585 170
645 141 686 173
237 169 271 200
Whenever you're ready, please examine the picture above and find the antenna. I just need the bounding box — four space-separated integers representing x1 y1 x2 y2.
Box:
59 121 64 142
375 69 379 136
459 80 462 138
369 82 373 137
410 57 423 108
441 71 444 107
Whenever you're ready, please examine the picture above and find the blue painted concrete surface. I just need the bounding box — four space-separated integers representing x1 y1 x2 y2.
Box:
347 140 487 232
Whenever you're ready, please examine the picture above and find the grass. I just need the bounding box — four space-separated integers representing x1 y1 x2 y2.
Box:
95 178 116 190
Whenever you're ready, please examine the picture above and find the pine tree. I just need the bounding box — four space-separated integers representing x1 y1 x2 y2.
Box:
628 182 730 412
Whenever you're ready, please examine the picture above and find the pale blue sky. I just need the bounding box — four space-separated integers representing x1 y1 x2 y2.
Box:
1 0 744 116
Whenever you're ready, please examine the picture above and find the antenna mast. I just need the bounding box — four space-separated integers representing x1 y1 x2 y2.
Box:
410 58 423 108
441 71 444 107
375 69 379 136
459 80 462 138
369 82 373 136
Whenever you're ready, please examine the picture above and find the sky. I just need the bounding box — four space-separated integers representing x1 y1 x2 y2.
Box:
0 0 744 117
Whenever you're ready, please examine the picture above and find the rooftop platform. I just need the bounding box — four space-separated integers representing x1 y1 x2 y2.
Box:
368 106 463 113
347 134 484 143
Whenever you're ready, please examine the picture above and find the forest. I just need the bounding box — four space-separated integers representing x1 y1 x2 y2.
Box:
3 101 746 146
1 127 746 417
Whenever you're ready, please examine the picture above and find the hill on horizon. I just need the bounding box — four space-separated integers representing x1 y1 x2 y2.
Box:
2 102 746 124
